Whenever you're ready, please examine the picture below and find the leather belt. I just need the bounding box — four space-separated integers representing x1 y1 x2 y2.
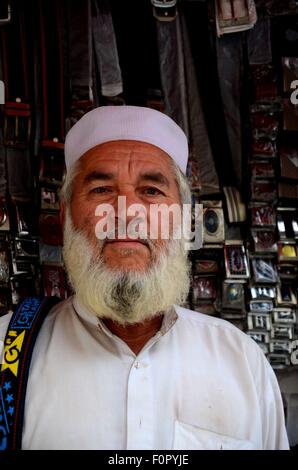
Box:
0 0 33 202
151 0 178 22
0 0 11 25
38 0 65 143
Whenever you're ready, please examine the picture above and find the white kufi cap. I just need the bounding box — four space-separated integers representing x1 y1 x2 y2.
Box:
64 106 188 174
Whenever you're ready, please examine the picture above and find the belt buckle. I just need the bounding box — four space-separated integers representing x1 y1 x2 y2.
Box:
14 201 37 236
42 264 68 299
151 0 177 22
4 100 31 148
0 203 10 232
0 0 11 24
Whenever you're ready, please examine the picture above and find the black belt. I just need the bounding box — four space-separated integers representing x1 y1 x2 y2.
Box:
38 0 65 142
67 0 92 104
0 0 33 202
0 0 29 102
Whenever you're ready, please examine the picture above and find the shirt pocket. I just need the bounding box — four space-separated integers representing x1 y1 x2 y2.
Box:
173 420 256 450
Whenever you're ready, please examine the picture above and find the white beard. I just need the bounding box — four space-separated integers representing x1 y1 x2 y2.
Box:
62 210 190 325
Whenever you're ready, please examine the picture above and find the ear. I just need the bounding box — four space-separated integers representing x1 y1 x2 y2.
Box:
60 201 65 229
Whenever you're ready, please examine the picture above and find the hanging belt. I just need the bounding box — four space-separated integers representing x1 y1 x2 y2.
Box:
65 0 94 129
0 0 11 25
38 0 65 143
37 0 66 185
0 296 61 450
92 0 123 98
36 1 68 300
216 33 244 189
0 1 29 102
67 0 93 103
156 6 220 196
0 0 33 202
0 129 7 201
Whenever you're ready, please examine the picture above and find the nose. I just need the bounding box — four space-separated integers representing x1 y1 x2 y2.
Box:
115 186 143 217
114 187 147 238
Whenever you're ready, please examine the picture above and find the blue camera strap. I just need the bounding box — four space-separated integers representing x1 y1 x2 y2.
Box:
0 296 60 450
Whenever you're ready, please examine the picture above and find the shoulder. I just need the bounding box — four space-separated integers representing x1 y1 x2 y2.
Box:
0 311 13 357
174 304 248 337
0 312 13 339
173 306 280 396
173 305 265 362
0 297 73 356
37 297 75 334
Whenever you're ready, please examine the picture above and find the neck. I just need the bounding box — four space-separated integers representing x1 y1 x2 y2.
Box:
102 315 164 355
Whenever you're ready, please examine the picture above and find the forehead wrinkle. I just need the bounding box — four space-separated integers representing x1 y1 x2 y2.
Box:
78 141 178 188
121 145 174 178
81 140 174 167
83 170 115 185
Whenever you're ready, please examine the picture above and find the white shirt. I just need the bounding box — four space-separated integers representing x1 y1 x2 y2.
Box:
0 296 289 450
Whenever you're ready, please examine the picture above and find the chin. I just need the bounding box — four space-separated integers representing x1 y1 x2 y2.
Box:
104 260 149 273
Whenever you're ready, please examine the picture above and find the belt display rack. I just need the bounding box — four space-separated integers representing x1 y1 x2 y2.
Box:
0 0 71 315
188 56 298 371
0 1 297 449
0 1 297 376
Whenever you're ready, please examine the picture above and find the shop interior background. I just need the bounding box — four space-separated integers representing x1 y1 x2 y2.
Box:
0 0 298 450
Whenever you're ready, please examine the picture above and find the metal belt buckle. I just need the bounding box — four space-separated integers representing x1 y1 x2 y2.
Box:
4 100 31 148
15 202 37 236
224 242 250 280
0 204 10 232
14 237 39 260
0 0 11 24
151 0 177 22
42 264 68 299
41 187 60 211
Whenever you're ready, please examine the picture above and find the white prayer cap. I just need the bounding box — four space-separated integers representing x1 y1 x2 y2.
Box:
64 106 188 174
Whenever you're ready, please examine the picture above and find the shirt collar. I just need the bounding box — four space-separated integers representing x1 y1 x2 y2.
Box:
72 295 178 340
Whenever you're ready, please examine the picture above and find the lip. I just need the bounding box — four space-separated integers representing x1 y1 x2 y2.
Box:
105 240 148 248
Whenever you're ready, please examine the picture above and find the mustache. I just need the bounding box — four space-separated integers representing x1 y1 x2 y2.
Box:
95 214 163 251
98 228 155 252
100 238 154 256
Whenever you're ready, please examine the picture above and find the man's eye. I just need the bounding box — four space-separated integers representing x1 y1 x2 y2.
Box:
145 187 163 196
90 187 112 194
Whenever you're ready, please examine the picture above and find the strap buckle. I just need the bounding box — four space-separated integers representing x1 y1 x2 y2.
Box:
3 100 31 148
0 203 10 232
0 0 11 24
151 0 177 22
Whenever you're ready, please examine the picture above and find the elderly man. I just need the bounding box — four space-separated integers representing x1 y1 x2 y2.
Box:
0 106 289 450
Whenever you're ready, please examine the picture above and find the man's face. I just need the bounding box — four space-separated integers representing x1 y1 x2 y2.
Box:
70 140 181 272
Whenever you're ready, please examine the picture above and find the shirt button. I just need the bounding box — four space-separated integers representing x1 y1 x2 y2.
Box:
134 361 141 369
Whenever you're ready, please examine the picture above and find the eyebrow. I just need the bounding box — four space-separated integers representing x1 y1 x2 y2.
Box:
83 170 170 188
139 172 170 188
84 171 115 184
